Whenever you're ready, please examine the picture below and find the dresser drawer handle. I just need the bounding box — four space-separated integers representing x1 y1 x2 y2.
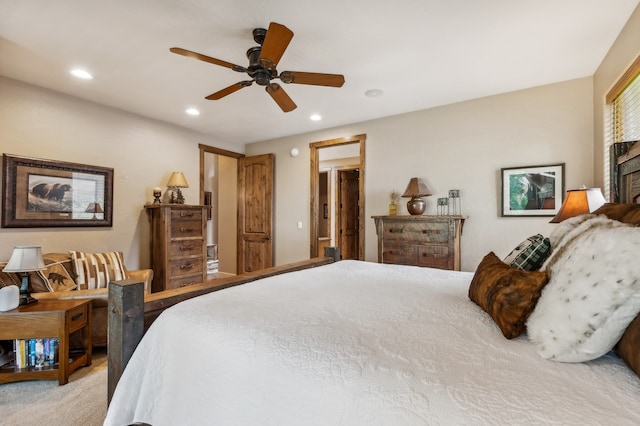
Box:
389 228 404 233
180 245 194 251
179 212 195 217
71 312 85 321
179 227 194 233
388 250 406 255
180 263 194 270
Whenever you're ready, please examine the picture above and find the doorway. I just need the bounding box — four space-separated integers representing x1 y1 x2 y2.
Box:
199 144 242 276
309 134 366 260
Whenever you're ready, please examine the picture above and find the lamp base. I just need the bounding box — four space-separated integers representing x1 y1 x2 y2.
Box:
407 197 426 215
18 273 38 305
19 294 38 306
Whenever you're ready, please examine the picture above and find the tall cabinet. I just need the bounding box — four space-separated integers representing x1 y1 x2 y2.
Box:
145 204 207 292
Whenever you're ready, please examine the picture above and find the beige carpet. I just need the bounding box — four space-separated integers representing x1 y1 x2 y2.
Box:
0 348 107 426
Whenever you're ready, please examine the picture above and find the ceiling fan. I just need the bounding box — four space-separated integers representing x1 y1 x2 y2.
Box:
170 22 345 112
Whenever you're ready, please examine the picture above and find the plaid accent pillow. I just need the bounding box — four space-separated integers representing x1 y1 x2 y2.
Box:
70 251 128 290
503 234 551 271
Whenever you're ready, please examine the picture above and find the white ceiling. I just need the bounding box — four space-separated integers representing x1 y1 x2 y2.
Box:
1 1 638 149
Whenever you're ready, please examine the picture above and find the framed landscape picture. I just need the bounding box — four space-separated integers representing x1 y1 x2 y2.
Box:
501 163 565 217
2 154 114 228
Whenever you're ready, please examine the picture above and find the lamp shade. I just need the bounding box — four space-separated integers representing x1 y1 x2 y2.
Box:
85 202 103 213
2 246 46 272
549 187 606 223
167 172 189 188
401 178 432 198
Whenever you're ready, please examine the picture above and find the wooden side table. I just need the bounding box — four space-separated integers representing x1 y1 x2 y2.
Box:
0 299 92 385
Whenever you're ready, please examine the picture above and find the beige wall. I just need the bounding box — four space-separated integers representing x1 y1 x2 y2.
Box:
5 7 639 275
593 4 640 193
0 76 235 269
247 78 595 271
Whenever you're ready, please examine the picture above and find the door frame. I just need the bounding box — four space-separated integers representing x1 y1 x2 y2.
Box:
199 144 244 274
309 134 366 259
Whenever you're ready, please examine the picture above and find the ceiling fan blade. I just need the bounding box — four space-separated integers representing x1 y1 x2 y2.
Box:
206 81 253 100
258 22 294 69
170 47 247 72
279 71 345 87
266 83 296 112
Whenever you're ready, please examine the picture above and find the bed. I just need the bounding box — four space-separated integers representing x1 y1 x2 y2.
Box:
105 146 640 425
105 252 640 424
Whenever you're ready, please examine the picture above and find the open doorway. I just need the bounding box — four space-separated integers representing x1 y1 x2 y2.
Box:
199 144 242 277
309 134 366 260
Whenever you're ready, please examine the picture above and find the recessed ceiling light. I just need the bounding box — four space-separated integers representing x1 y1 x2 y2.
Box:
186 108 200 116
310 114 322 121
70 69 93 80
365 89 384 98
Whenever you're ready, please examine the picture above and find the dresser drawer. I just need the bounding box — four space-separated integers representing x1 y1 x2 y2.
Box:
170 220 203 238
417 245 451 269
171 208 203 222
169 239 204 258
167 274 202 290
382 243 417 265
383 221 449 243
169 257 204 277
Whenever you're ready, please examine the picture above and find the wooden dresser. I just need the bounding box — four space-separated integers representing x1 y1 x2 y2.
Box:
145 205 207 292
372 215 465 271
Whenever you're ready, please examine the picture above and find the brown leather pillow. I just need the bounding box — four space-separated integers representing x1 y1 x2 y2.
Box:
469 252 549 339
592 203 640 221
621 208 640 225
617 313 640 377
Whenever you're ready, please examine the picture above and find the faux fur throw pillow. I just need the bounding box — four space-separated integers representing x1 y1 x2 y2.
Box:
527 215 640 362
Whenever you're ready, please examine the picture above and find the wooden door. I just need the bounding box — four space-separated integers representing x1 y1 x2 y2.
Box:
338 168 360 260
237 154 274 273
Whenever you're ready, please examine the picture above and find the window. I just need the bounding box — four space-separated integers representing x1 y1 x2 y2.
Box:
604 55 640 200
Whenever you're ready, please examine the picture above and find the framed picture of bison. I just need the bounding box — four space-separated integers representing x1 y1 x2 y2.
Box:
2 154 113 228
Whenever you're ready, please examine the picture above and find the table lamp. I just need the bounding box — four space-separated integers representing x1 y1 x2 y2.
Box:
402 177 432 215
167 172 189 204
549 187 606 223
85 202 103 219
2 246 46 305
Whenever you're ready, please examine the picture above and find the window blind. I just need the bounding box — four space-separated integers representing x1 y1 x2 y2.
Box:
604 56 640 200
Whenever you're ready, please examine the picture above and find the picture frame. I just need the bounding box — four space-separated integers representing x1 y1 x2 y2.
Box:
2 154 114 228
501 163 565 217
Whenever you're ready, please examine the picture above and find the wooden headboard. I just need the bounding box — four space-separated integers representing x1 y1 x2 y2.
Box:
612 141 640 204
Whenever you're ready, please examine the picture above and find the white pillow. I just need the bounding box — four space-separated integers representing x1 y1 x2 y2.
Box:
527 215 640 362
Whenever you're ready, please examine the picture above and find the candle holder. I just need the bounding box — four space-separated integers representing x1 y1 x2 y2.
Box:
153 188 162 205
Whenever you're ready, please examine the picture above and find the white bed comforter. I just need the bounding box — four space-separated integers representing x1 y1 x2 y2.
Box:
105 261 640 426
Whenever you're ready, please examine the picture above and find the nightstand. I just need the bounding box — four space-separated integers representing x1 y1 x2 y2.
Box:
0 299 92 385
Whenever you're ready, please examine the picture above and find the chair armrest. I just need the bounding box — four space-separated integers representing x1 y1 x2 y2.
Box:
128 269 153 293
32 288 107 301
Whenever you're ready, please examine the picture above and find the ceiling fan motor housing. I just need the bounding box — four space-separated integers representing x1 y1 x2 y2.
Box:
246 46 275 86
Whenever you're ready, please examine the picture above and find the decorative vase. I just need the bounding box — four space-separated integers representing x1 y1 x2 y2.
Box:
389 202 397 216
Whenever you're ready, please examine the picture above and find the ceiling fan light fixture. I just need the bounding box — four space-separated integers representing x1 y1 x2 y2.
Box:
185 108 200 116
310 114 322 121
